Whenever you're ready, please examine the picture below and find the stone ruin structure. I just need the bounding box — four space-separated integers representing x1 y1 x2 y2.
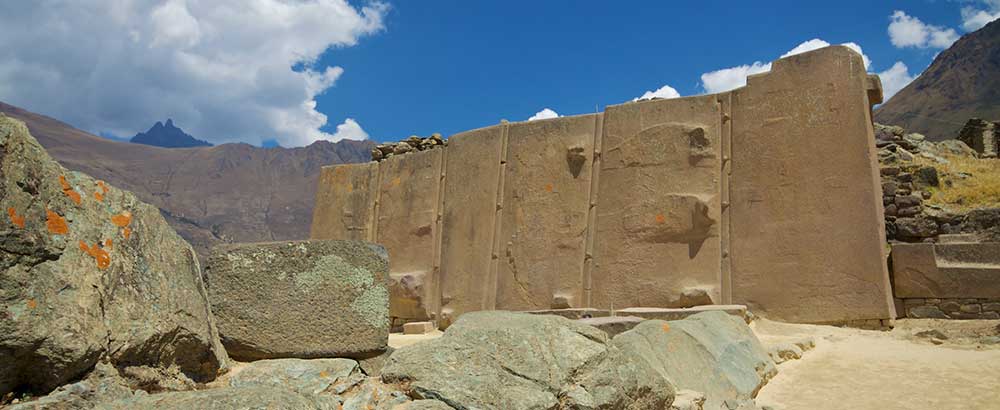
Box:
311 46 896 328
957 118 998 158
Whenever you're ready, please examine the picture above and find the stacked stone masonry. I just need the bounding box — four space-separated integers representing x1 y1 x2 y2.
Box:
957 118 998 158
891 241 1000 319
311 46 896 327
902 298 1000 320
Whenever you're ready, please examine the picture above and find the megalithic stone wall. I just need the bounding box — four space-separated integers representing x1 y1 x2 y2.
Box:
311 46 896 326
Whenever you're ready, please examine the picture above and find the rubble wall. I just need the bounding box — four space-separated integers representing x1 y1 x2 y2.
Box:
311 46 894 326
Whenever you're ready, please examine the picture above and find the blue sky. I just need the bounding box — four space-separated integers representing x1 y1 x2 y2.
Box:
321 0 978 142
0 1 996 146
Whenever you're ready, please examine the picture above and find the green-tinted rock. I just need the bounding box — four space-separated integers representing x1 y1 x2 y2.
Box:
92 386 341 410
382 311 673 410
229 358 360 395
612 311 777 410
205 240 390 360
0 115 226 396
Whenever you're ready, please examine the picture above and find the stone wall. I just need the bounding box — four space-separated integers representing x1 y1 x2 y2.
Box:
957 118 998 158
312 46 895 327
901 297 1000 320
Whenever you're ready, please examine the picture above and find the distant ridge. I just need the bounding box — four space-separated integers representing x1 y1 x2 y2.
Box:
131 118 213 148
875 19 1000 140
0 100 374 261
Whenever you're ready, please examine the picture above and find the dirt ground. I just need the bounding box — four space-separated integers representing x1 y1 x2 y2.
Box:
754 318 1000 410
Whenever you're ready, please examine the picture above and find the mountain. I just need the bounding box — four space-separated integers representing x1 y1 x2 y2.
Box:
0 101 374 262
875 19 1000 141
131 118 213 148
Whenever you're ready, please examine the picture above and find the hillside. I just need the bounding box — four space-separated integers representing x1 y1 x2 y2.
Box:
0 101 373 261
875 19 1000 140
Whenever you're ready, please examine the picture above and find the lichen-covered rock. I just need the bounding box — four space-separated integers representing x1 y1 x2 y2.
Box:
7 362 137 410
228 358 360 396
381 311 674 410
612 311 777 410
91 386 343 410
0 115 227 396
205 240 390 360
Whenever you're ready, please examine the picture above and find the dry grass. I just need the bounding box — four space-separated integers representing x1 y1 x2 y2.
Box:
915 154 1000 212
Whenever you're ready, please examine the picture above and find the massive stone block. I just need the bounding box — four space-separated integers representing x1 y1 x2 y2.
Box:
206 240 389 360
0 115 227 396
311 163 378 242
438 125 505 326
496 114 597 310
729 45 894 322
311 46 894 326
374 149 444 324
591 95 723 309
892 242 1000 298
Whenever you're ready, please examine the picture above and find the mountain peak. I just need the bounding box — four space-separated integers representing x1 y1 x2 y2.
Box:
875 19 1000 140
131 119 213 148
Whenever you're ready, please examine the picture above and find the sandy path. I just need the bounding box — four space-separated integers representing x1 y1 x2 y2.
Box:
755 319 1000 410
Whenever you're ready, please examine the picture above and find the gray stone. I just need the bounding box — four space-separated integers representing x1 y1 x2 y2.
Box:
960 304 982 313
907 305 948 319
92 386 342 410
894 195 922 208
896 217 939 238
382 311 674 410
228 358 360 395
670 390 707 410
206 240 390 361
767 343 804 364
612 311 776 410
397 400 454 410
617 305 749 323
939 301 961 312
7 363 136 410
916 167 939 187
0 115 227 396
357 347 394 377
983 303 1000 312
577 315 646 337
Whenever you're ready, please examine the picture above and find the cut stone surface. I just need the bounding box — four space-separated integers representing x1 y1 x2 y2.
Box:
612 311 777 410
403 321 436 335
524 307 610 319
382 311 674 410
576 315 646 337
891 243 1000 299
227 358 360 395
0 115 227 396
206 240 390 360
617 305 749 322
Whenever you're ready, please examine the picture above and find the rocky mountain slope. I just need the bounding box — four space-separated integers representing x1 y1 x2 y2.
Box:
131 119 212 148
0 101 374 261
874 19 1000 140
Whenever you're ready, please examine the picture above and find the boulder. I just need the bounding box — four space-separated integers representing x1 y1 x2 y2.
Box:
6 363 136 410
0 115 226 396
576 315 646 337
228 358 360 395
91 386 342 410
895 217 939 239
612 311 777 410
206 240 390 360
382 311 674 410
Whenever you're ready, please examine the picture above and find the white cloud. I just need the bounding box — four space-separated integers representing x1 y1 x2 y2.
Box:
962 1 1000 31
330 118 369 141
877 61 917 101
634 84 681 101
700 39 873 94
700 62 771 94
0 0 386 146
888 10 959 49
528 108 559 121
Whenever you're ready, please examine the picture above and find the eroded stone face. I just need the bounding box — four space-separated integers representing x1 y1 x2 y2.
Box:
205 240 390 360
0 115 227 396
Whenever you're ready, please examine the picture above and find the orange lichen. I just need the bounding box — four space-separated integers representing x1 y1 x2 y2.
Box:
318 371 329 378
105 238 113 249
655 214 666 224
46 208 69 235
122 227 132 240
8 207 25 228
97 180 109 194
79 241 111 270
94 181 109 202
26 299 37 309
94 191 104 202
661 323 670 332
111 211 132 228
59 175 82 205
545 183 554 192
